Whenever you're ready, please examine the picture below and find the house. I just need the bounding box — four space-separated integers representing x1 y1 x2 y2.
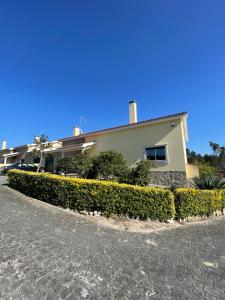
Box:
0 101 198 186
0 141 62 172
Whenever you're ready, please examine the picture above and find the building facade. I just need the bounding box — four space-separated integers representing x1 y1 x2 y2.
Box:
0 102 198 186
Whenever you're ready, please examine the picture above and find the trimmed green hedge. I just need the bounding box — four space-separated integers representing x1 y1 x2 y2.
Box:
174 188 223 219
7 170 175 221
221 190 225 213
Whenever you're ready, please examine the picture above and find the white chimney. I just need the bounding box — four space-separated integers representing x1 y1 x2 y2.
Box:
2 140 7 150
73 127 81 137
129 100 137 124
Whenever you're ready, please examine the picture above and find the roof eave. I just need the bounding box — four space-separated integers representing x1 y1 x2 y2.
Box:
60 112 187 142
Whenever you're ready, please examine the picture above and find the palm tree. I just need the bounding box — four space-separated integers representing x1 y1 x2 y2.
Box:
33 135 52 172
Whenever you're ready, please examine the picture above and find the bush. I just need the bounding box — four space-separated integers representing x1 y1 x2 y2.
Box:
198 164 217 177
57 151 154 187
91 151 129 181
174 188 223 219
193 174 225 190
56 157 74 175
57 153 92 178
7 170 175 221
221 190 225 213
128 160 154 186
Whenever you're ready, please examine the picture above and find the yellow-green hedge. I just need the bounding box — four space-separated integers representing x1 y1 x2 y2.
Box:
7 170 175 221
221 190 225 213
174 188 223 219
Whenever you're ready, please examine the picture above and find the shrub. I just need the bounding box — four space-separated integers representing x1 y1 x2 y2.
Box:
128 160 155 186
174 188 223 219
7 170 175 221
198 164 217 177
193 174 225 190
91 151 129 181
57 151 154 187
56 157 74 175
57 153 92 178
221 190 225 213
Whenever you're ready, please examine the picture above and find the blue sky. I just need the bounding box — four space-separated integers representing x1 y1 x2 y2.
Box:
0 0 225 153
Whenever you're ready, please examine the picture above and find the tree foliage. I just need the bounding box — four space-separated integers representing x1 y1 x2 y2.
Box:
187 141 225 174
128 160 155 186
33 135 52 172
56 150 154 186
198 164 216 177
56 157 74 176
91 151 128 180
57 152 92 178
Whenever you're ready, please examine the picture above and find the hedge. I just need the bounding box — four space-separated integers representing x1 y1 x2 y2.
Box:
174 188 223 219
221 190 225 213
7 170 175 221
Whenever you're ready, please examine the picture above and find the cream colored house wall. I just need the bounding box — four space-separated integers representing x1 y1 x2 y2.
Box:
186 164 199 178
87 119 187 172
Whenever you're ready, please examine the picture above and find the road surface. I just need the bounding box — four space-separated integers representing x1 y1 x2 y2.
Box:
0 177 225 299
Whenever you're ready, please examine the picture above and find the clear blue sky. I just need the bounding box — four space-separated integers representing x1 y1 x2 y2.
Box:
0 1 225 154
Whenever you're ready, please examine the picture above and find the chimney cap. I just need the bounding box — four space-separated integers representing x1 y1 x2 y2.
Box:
129 100 136 104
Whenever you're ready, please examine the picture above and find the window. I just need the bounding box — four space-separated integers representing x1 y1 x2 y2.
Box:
145 146 166 161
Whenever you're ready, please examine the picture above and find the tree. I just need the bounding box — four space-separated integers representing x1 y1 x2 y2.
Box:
220 147 225 170
186 149 205 165
57 150 155 186
33 135 52 172
56 157 74 176
187 142 225 177
91 151 129 181
209 142 225 171
209 142 221 156
56 152 92 178
72 152 93 178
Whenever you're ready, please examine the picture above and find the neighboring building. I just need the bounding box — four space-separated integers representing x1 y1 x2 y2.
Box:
0 101 198 186
0 141 62 172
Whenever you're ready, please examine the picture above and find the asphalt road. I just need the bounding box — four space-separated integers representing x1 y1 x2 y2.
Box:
0 177 225 299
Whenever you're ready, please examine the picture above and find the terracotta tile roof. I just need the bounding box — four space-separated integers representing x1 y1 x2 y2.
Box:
60 111 187 141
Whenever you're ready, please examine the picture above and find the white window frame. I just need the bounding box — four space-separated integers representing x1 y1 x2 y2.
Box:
144 144 169 164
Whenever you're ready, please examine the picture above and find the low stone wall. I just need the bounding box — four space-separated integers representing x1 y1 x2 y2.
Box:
149 171 187 187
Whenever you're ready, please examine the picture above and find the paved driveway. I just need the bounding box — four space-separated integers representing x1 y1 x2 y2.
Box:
0 182 225 299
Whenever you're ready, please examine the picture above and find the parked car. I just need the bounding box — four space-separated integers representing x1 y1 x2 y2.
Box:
0 163 38 174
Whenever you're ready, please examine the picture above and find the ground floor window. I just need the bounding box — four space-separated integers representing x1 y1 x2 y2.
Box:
145 146 166 161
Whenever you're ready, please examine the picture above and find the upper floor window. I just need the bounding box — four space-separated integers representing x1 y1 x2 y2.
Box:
145 146 166 161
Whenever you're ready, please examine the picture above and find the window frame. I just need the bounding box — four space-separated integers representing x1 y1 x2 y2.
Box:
144 144 168 163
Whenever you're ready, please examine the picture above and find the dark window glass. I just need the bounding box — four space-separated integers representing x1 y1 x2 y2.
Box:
156 147 166 160
145 148 155 160
34 157 40 163
145 146 166 161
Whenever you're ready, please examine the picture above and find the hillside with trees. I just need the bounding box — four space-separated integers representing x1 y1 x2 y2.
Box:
187 142 225 176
